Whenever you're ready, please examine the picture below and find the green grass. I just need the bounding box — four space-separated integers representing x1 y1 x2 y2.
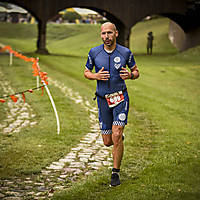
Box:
0 17 200 199
0 55 91 177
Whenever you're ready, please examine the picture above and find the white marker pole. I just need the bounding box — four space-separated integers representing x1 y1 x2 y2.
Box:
41 79 60 134
37 76 39 90
36 58 40 90
9 52 13 66
37 61 60 134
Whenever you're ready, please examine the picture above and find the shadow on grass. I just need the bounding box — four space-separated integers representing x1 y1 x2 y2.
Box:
25 52 85 59
2 49 176 59
134 52 177 56
168 192 200 200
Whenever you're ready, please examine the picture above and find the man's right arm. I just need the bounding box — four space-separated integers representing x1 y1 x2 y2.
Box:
84 67 110 81
84 68 98 80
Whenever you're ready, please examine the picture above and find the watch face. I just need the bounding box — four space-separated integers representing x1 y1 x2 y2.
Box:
131 73 134 79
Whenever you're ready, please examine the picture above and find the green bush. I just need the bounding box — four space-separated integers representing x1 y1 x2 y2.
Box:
62 11 82 23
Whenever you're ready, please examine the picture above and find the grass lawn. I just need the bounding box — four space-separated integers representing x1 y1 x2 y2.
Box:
0 17 200 199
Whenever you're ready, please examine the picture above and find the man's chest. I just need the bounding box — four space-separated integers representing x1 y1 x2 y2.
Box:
94 52 127 73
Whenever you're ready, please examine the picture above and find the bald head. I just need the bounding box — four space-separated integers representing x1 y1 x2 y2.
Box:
101 22 117 32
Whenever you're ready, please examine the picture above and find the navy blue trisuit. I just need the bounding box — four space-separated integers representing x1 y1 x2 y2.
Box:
85 43 136 134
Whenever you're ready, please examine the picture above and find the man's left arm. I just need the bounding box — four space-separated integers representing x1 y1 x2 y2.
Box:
120 49 139 80
120 65 139 80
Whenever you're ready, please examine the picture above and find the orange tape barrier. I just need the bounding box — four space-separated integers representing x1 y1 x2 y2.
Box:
0 46 48 103
0 85 44 103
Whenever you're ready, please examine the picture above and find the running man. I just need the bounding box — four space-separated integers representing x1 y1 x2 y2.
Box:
84 22 139 186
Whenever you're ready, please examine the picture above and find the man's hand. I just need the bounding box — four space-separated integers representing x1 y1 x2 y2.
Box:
84 67 110 81
120 67 131 80
96 67 110 81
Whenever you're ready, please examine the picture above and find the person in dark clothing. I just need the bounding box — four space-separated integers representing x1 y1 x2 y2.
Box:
147 31 154 55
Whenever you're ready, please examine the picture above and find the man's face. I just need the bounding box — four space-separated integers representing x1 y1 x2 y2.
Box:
101 23 118 48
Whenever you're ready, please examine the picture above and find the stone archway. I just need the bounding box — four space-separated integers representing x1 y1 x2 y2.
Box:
1 0 199 53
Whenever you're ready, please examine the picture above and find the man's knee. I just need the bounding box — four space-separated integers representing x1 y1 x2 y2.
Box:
102 134 113 147
104 140 113 147
112 126 124 142
112 132 122 142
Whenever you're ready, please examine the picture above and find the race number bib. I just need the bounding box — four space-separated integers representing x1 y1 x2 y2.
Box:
105 91 124 108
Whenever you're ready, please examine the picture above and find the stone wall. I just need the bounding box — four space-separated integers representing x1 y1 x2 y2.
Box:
169 20 200 51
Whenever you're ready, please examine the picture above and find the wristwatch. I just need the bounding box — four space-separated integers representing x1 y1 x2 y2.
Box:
130 72 134 80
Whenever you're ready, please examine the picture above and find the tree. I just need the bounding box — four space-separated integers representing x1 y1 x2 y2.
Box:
62 11 82 23
0 2 12 9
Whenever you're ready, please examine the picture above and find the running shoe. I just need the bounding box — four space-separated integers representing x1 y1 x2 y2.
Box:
110 173 121 187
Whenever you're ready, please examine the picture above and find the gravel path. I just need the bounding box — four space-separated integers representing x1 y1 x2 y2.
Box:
0 70 37 135
0 76 112 199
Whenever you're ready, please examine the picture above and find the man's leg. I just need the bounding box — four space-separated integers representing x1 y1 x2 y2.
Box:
109 125 124 187
112 125 124 169
110 91 129 186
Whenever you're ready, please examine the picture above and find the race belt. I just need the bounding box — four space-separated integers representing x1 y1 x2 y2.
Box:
105 91 124 108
